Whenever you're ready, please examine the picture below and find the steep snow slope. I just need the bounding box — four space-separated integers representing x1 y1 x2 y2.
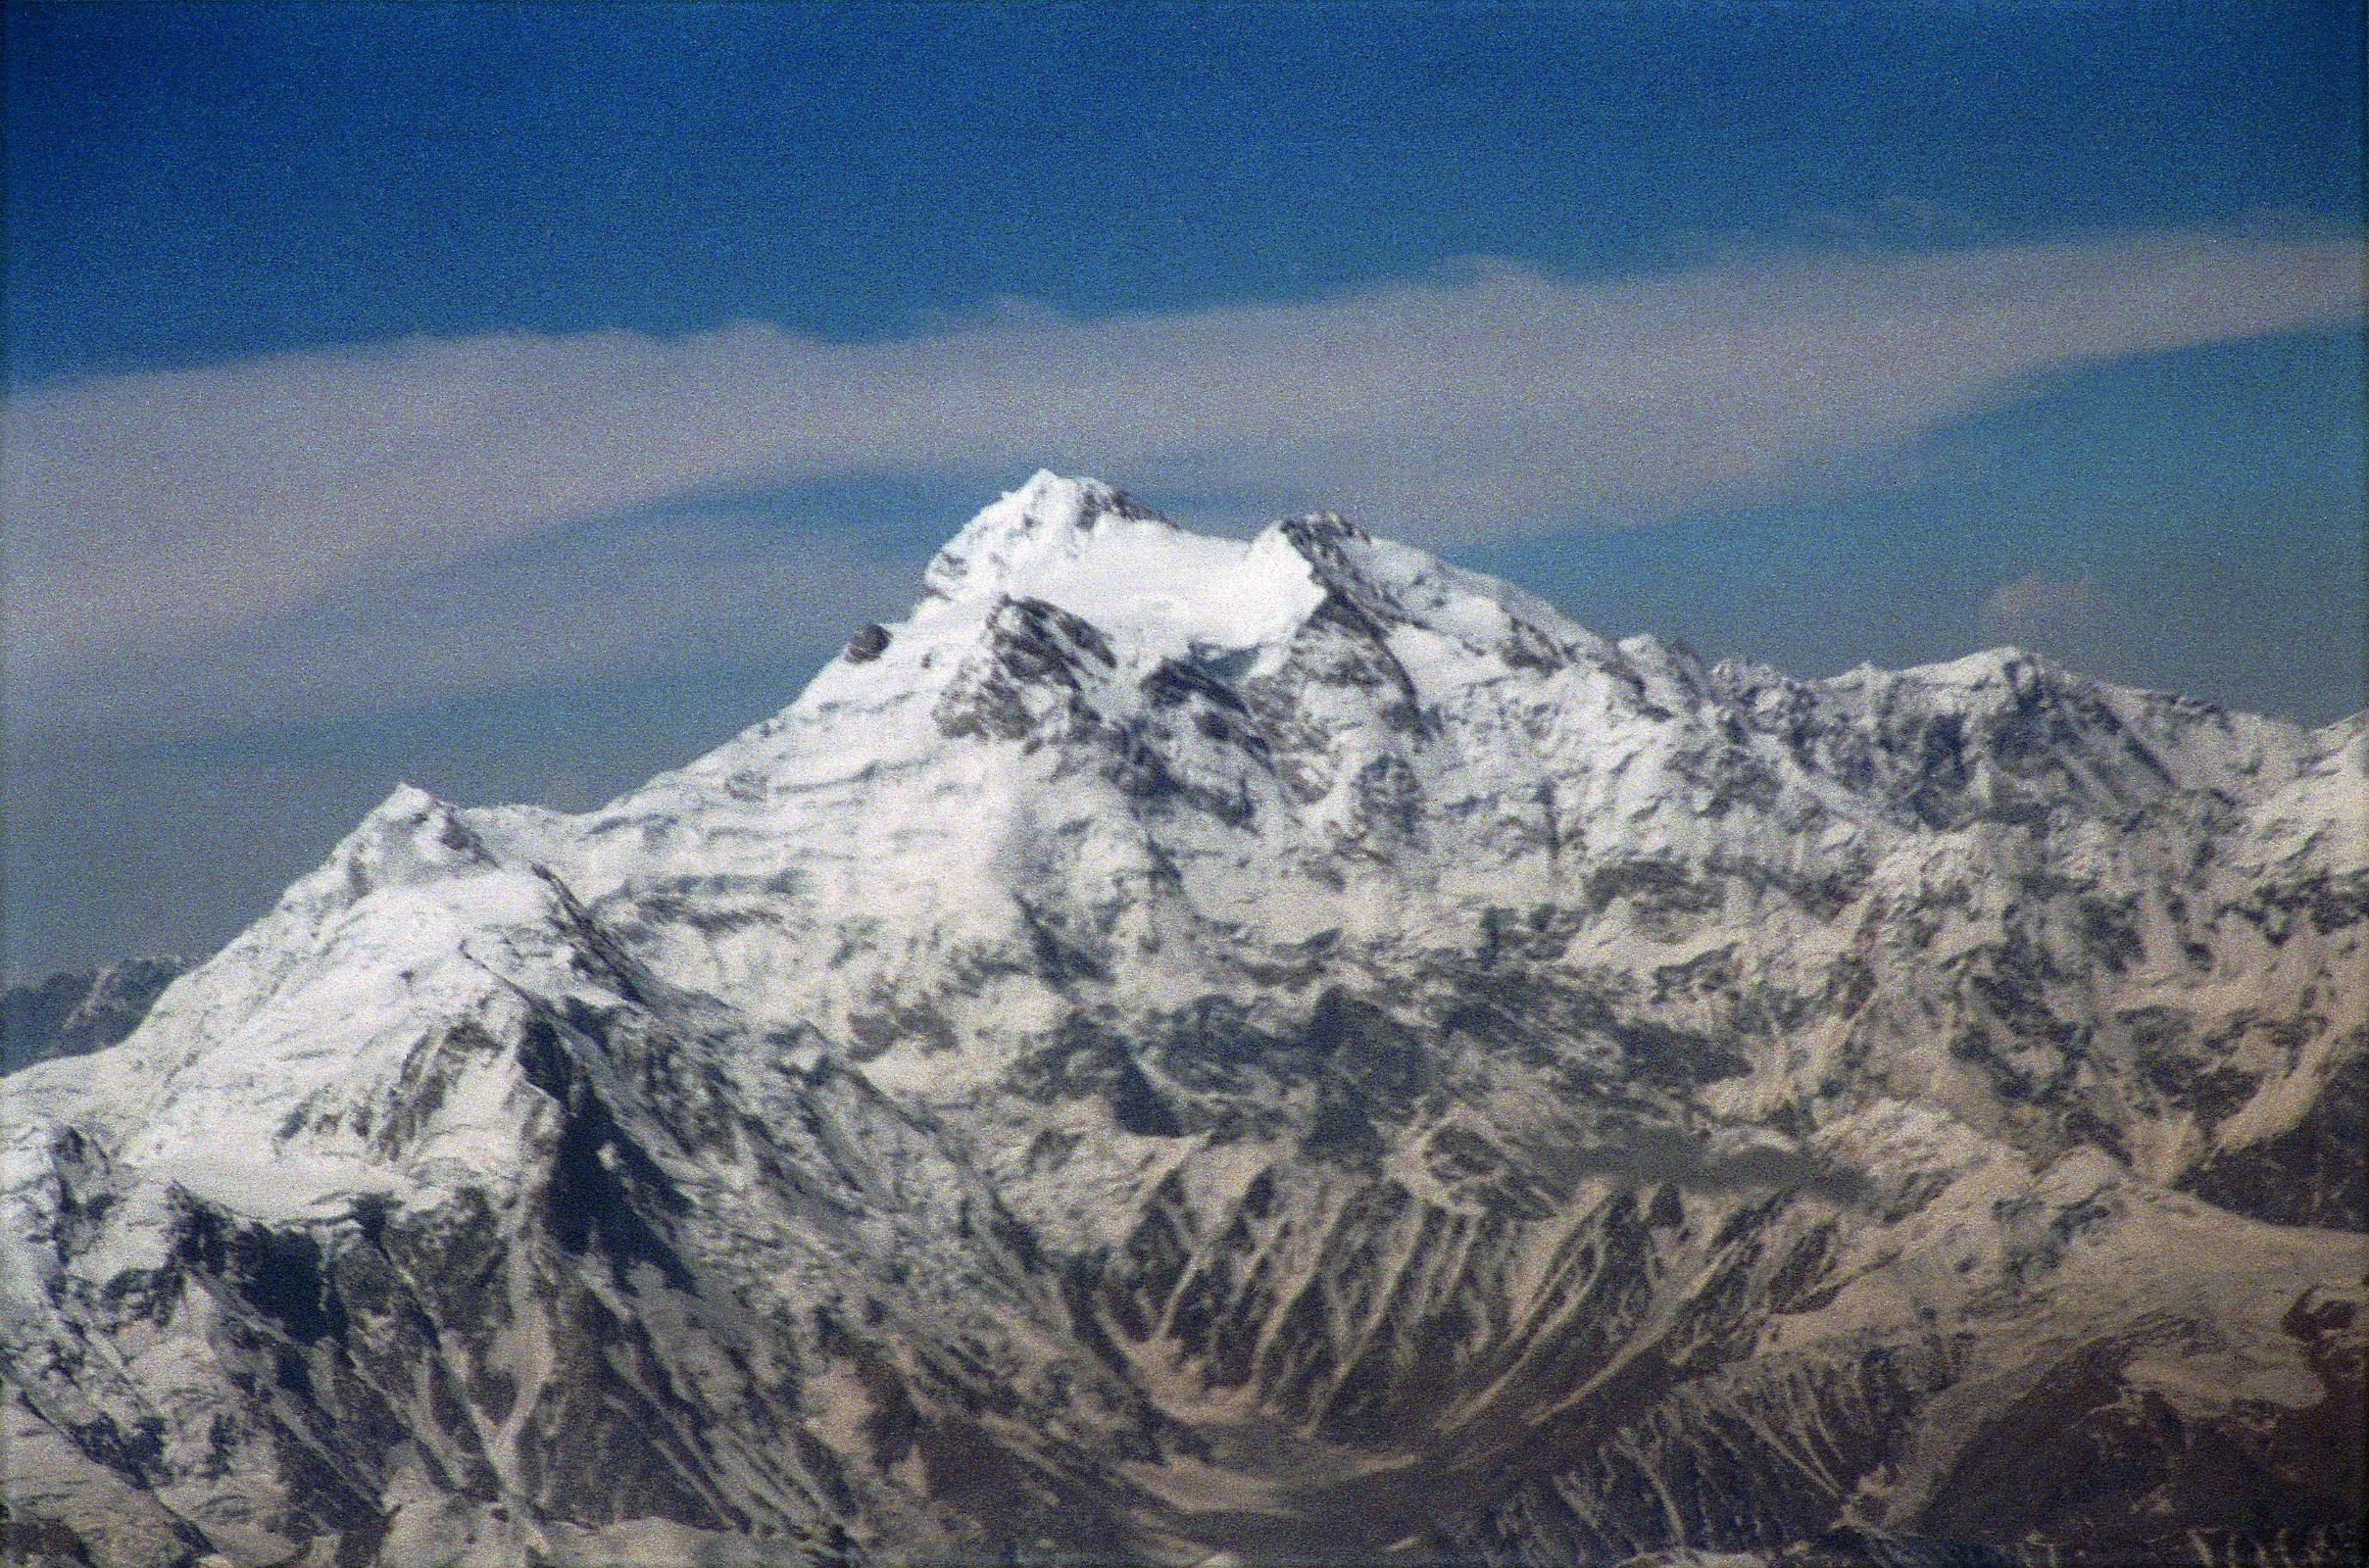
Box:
5 474 2362 1567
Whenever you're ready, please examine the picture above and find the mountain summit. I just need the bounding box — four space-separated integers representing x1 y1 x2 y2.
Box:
5 477 2362 1567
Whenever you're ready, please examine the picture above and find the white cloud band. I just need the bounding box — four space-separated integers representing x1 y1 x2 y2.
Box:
5 224 2358 732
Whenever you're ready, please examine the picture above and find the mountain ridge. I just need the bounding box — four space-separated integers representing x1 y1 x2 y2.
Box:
4 473 2361 1567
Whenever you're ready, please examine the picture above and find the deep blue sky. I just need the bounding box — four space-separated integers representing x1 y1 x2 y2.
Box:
11 2 2362 379
4 2 2363 975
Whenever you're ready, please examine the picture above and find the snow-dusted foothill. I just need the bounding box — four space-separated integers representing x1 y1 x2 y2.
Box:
4 474 2361 1566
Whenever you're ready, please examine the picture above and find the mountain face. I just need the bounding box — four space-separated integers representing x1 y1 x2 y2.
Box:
4 472 2362 1568
1 959 185 1078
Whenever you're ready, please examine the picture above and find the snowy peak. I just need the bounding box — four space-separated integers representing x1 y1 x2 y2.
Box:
906 473 1605 687
913 471 1328 668
701 475 2325 867
5 473 2364 1568
331 783 495 892
921 470 1187 601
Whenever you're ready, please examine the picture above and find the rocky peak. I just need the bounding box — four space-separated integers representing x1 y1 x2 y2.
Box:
934 596 1123 742
920 470 1177 602
307 783 499 908
1269 509 1373 565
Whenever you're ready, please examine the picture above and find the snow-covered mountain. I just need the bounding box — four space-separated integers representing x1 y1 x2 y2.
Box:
5 473 2362 1567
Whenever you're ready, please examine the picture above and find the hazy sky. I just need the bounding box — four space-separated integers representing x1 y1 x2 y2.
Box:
5 2 2363 977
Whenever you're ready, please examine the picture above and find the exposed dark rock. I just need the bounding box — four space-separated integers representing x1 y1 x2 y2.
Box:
2 957 183 1076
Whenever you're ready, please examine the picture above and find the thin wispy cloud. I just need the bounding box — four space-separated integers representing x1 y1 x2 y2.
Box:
1981 571 2099 647
45 512 939 740
5 225 2359 739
